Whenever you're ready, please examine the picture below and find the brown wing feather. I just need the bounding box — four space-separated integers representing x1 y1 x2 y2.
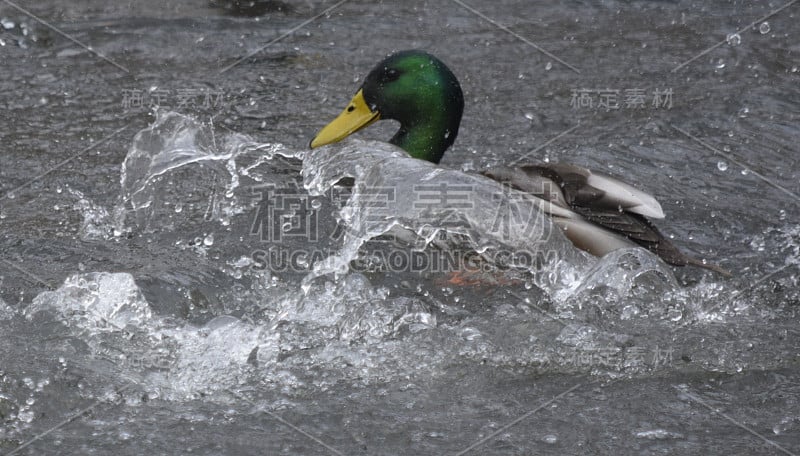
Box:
482 164 729 275
520 164 694 265
518 164 601 205
569 207 689 265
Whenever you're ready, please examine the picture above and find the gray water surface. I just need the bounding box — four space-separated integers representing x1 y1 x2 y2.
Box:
1 1 799 455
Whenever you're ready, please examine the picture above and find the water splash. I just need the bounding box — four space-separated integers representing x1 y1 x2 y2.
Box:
116 114 683 303
24 271 439 400
118 111 300 232
0 297 15 320
301 139 590 297
69 188 115 240
26 272 153 332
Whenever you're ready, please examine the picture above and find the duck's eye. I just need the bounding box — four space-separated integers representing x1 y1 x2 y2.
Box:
380 68 401 83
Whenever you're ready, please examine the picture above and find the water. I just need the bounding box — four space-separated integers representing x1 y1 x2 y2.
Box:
1 1 799 454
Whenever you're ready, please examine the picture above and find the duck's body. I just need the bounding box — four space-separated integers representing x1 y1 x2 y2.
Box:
310 50 727 275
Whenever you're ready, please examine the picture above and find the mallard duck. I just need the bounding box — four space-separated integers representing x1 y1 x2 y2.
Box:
310 50 728 275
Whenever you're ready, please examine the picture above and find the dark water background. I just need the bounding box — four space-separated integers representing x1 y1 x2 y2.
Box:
1 0 799 454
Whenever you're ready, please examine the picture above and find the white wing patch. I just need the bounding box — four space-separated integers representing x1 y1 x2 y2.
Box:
586 173 665 219
552 217 638 257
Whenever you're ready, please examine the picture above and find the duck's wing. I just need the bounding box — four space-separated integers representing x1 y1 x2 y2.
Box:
480 163 664 219
480 164 659 256
481 164 729 275
522 163 681 259
515 163 665 218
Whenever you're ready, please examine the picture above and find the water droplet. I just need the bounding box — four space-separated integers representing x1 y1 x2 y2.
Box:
543 434 558 444
174 203 183 213
717 161 728 171
759 22 770 34
740 168 750 176
56 186 63 194
18 409 34 423
524 112 534 120
726 33 741 46
203 234 214 246
311 199 322 209
282 222 293 232
779 209 787 220
545 61 552 71
461 327 481 341
738 106 749 118
714 58 726 69
1 18 15 30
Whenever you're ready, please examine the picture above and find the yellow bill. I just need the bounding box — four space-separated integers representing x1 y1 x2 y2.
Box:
310 89 380 149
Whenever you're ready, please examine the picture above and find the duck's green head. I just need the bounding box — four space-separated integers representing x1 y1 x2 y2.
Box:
310 50 464 164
